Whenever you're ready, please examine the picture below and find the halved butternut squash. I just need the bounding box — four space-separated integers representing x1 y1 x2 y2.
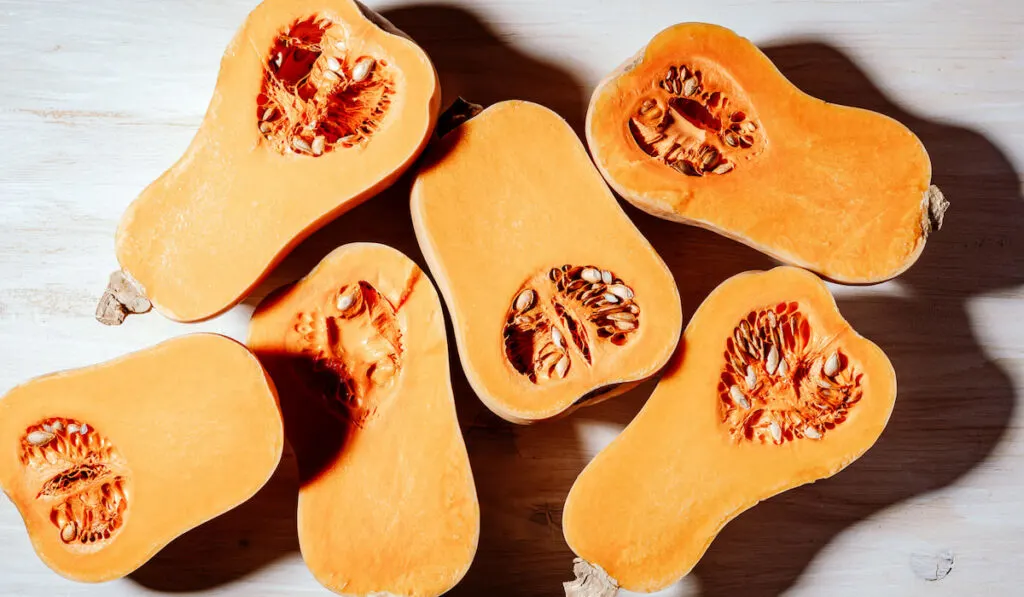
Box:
248 243 479 596
0 334 283 582
587 23 948 283
411 100 682 424
105 0 440 323
562 267 896 593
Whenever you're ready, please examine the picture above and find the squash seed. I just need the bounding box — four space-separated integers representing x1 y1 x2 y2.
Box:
766 344 779 375
551 327 565 350
745 365 757 390
352 57 374 82
336 294 355 311
60 522 77 543
553 355 570 379
607 284 632 300
729 385 750 409
823 352 840 377
26 430 54 446
514 289 536 312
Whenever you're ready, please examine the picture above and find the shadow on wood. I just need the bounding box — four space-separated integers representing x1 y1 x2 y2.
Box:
133 3 590 594
128 451 301 591
382 5 592 595
126 17 1018 597
683 42 1022 596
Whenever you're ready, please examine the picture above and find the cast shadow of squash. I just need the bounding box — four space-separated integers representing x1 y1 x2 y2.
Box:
129 17 1019 597
128 344 358 592
577 42 1021 596
132 3 590 593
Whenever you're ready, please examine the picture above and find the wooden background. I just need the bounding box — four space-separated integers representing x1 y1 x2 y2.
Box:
1 0 1021 595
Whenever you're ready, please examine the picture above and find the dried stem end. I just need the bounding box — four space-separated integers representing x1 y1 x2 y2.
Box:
435 97 484 138
564 557 618 597
924 184 949 234
95 270 151 326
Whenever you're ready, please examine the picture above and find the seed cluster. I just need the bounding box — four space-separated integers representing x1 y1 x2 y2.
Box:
295 281 404 427
504 265 639 384
629 64 759 176
20 418 128 548
258 16 394 157
718 303 864 444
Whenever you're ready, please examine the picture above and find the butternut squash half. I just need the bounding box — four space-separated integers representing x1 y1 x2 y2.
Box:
562 267 896 593
106 0 440 323
587 23 948 283
411 101 682 424
0 334 283 582
248 243 479 596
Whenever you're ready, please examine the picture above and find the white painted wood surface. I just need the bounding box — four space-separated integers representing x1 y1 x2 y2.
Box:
1 0 1022 594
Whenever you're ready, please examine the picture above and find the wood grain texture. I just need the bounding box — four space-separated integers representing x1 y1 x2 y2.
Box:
0 0 1021 595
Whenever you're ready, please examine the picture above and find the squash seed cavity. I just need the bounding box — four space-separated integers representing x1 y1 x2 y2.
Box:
259 16 395 157
503 265 639 384
629 62 762 176
718 303 864 444
294 281 403 427
20 418 129 550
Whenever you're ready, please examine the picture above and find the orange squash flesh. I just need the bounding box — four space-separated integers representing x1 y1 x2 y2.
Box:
412 100 682 424
563 267 896 592
115 0 440 322
0 334 283 583
587 23 946 283
248 243 479 596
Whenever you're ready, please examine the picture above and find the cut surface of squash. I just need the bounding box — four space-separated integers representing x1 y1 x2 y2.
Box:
412 100 682 424
0 334 283 582
562 267 896 592
248 243 478 597
587 23 947 283
112 0 440 322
